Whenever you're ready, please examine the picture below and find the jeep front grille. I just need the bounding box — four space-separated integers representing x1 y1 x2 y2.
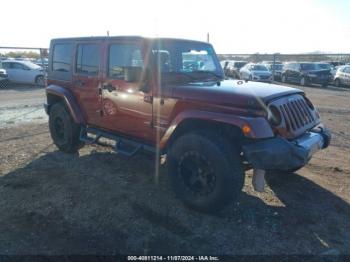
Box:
270 94 320 138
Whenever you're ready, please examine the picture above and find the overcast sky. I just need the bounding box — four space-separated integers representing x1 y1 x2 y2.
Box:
1 0 349 54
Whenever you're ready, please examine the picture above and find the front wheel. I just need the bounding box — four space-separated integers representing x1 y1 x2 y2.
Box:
35 75 45 86
281 74 287 83
167 131 245 212
300 76 307 86
334 78 341 87
49 103 84 153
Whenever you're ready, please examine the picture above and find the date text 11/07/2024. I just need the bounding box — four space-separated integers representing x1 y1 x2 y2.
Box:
127 256 220 261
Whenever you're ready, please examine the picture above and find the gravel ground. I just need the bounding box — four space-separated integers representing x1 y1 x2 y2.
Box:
0 83 349 255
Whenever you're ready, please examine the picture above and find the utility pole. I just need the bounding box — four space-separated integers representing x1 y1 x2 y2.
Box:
207 33 210 43
107 30 110 37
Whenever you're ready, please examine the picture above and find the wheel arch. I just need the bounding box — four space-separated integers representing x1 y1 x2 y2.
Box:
160 110 274 152
46 85 85 124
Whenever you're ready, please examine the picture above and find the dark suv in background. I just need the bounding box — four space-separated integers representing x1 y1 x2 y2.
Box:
281 62 332 87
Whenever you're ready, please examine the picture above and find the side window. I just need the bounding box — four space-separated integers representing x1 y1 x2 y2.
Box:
2 62 11 69
12 63 26 70
345 67 350 74
108 43 144 81
76 44 100 75
53 43 72 72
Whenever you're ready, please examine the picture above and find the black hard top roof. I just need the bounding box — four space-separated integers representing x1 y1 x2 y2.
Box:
50 36 209 45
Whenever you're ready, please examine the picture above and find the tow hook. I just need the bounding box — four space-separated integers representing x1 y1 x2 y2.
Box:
252 169 265 192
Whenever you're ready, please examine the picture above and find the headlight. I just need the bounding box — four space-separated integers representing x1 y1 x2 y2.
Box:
267 105 282 126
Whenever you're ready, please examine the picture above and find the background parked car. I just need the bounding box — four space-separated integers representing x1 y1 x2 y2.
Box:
281 62 332 87
34 58 49 71
1 60 45 86
263 63 284 81
333 65 350 87
0 62 9 88
221 60 247 79
239 63 272 82
316 62 336 77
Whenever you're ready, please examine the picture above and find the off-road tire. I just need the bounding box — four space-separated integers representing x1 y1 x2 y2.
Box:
167 131 245 212
49 103 84 153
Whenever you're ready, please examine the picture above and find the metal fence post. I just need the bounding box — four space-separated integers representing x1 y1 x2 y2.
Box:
272 53 276 82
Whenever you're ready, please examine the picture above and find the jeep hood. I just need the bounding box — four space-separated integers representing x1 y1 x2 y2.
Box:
171 80 303 110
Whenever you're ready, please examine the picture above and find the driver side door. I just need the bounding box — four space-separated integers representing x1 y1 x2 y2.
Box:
100 40 155 143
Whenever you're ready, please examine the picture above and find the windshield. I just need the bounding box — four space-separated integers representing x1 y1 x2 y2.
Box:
234 62 247 69
316 63 332 70
270 64 283 70
21 61 41 70
300 63 317 70
251 65 268 71
151 40 223 82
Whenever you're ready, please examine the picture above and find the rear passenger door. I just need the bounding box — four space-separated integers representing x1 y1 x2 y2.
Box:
71 42 103 126
12 62 33 83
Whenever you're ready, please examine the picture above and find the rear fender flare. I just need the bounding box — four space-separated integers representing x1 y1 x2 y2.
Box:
46 85 85 124
159 110 274 150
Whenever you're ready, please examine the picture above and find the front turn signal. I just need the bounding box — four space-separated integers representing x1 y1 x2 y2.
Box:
242 124 251 135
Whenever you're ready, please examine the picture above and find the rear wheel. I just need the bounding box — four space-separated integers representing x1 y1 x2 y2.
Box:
167 131 245 212
49 103 84 153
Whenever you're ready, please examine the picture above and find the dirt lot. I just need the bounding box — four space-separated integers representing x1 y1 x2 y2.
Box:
0 83 350 255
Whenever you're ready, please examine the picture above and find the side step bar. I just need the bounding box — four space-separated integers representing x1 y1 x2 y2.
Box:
79 127 156 157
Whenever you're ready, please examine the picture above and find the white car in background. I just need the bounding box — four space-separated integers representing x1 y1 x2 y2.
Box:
1 60 45 86
0 61 9 88
239 63 272 82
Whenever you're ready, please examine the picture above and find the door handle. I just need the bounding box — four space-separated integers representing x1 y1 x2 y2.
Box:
102 83 116 92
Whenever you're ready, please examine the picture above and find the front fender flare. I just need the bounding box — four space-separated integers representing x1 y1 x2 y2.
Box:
46 85 85 124
159 110 274 150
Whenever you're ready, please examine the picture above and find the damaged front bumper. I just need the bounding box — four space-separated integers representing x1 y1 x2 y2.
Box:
242 126 331 171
